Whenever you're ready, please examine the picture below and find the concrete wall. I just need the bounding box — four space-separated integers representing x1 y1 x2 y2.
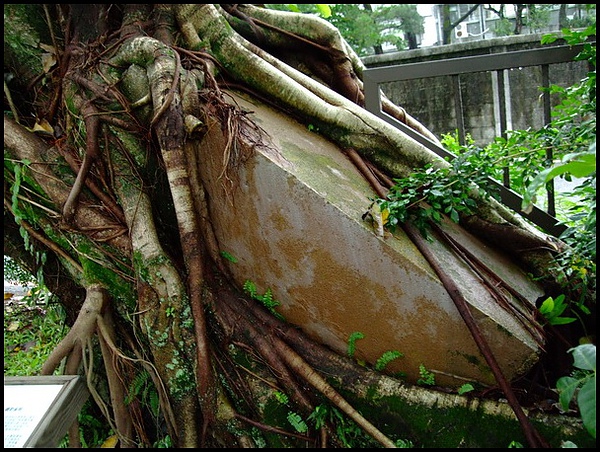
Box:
196 90 545 387
363 33 591 146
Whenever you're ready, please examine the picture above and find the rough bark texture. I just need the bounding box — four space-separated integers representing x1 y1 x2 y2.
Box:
3 4 591 448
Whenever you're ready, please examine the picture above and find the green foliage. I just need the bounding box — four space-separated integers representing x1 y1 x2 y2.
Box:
269 390 309 436
274 391 289 405
6 159 58 288
376 135 500 238
374 350 404 371
523 4 553 33
395 438 415 448
3 256 36 286
560 5 596 29
346 331 365 358
165 306 175 318
287 411 308 433
4 289 67 376
556 344 596 439
314 4 331 19
306 402 415 448
219 250 238 263
325 4 424 56
3 278 126 448
125 370 161 419
325 4 382 56
375 23 596 316
347 332 405 376
70 401 115 448
243 280 285 320
153 435 172 448
307 404 377 448
458 383 475 395
523 147 595 212
493 18 515 37
538 294 577 326
417 364 436 386
265 4 330 18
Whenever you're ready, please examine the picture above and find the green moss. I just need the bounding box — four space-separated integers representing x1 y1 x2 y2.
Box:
496 323 514 337
167 358 196 401
64 96 78 116
179 304 194 331
280 140 373 209
4 5 46 76
132 250 150 283
151 328 169 347
336 383 594 448
74 240 136 308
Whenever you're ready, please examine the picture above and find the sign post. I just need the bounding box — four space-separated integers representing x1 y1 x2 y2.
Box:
4 375 89 448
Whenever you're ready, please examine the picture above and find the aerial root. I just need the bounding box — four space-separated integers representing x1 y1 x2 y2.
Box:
215 287 398 448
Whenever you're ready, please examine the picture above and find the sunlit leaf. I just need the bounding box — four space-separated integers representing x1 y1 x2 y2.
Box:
100 434 119 448
39 43 56 53
41 52 57 73
29 119 54 135
458 383 474 395
315 4 331 18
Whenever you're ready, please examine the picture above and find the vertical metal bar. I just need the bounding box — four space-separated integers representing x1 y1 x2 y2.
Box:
363 73 381 115
452 74 466 145
541 64 556 217
497 69 510 188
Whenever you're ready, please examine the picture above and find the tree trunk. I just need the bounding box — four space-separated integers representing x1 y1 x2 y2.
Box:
514 4 526 35
3 4 585 448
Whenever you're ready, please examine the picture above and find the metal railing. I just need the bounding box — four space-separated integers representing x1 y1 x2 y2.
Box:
363 43 589 238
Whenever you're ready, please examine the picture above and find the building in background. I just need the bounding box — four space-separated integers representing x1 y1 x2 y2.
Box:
413 4 595 48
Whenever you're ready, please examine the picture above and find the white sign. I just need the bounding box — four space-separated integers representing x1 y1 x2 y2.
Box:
4 383 64 447
4 376 88 448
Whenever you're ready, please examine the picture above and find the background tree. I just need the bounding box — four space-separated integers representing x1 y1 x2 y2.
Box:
439 3 481 44
266 4 425 56
3 3 588 448
372 4 425 50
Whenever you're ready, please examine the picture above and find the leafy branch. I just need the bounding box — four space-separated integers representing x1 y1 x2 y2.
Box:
556 344 596 440
375 140 500 238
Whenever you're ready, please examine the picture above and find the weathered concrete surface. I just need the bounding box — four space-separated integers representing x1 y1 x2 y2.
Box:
197 90 545 387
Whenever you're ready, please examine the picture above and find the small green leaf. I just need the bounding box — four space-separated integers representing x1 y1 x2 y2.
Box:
315 4 331 18
375 350 403 371
220 250 238 263
347 332 364 358
556 376 579 411
449 208 460 223
274 391 288 404
458 383 475 395
287 411 308 433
